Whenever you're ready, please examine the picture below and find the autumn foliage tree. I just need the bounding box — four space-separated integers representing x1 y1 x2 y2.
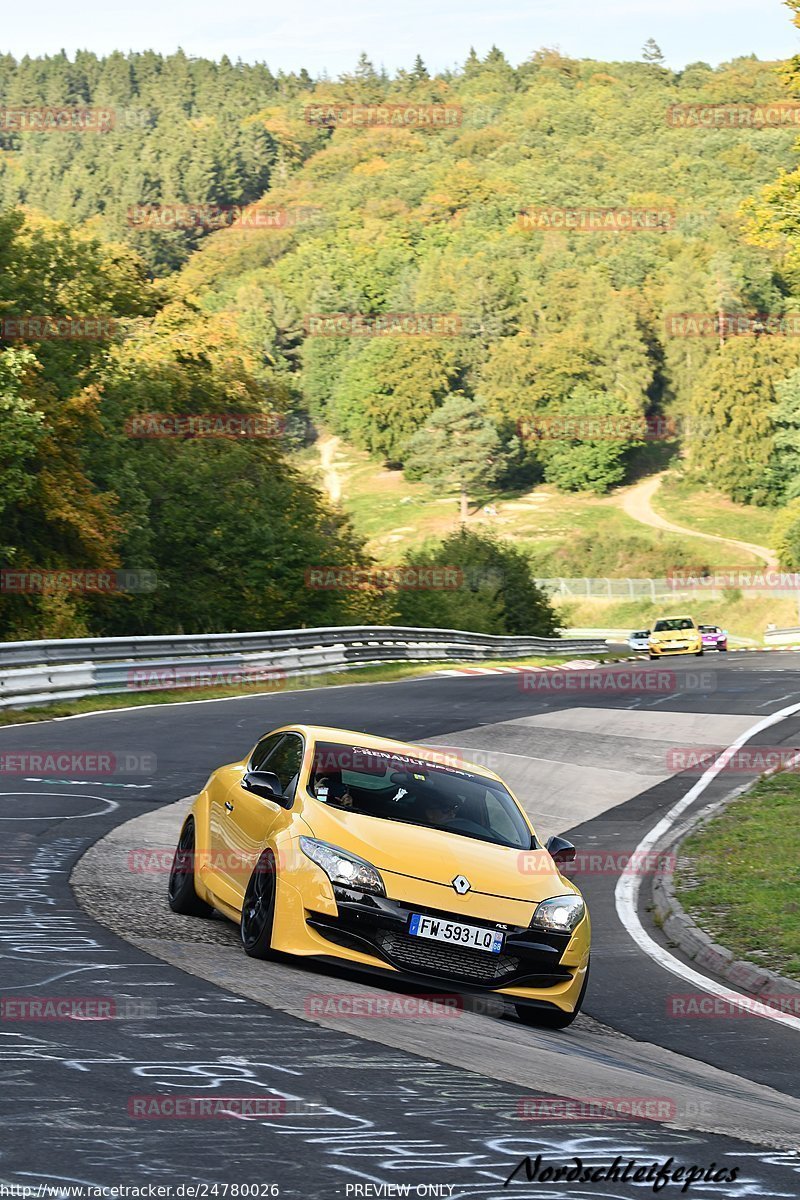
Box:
0 213 374 638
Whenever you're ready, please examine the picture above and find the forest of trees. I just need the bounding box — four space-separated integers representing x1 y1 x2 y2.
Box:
6 11 800 639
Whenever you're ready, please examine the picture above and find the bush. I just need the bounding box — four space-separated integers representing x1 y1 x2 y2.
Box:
392 528 558 636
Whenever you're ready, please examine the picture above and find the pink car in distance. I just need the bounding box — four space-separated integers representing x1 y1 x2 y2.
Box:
699 624 728 652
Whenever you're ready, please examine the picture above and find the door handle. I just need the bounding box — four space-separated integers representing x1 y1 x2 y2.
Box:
224 801 234 812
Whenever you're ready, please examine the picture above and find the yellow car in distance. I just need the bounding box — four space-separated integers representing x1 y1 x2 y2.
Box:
168 725 591 1028
648 615 703 659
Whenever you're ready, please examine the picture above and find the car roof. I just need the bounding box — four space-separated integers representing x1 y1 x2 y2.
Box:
278 724 504 784
654 614 695 621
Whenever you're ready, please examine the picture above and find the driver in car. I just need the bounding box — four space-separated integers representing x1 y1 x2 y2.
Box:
423 795 460 827
421 788 491 839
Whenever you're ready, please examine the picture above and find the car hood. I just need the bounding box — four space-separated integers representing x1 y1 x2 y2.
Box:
300 800 572 903
650 628 697 642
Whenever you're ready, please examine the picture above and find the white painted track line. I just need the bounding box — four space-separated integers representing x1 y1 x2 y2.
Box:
615 700 800 1032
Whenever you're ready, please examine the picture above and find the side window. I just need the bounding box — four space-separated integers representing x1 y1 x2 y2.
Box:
265 734 304 802
250 733 284 772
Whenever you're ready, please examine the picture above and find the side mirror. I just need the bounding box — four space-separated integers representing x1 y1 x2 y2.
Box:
242 770 283 800
545 835 577 866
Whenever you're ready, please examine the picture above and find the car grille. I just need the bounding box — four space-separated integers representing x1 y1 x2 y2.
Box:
376 930 520 983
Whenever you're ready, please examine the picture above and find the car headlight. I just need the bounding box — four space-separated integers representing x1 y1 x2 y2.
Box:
531 894 585 934
299 836 385 896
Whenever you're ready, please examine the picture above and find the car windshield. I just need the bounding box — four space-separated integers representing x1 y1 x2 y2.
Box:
699 625 718 633
632 631 649 638
653 618 693 631
308 742 533 849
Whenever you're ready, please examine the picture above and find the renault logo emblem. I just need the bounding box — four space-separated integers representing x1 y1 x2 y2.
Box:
452 875 471 894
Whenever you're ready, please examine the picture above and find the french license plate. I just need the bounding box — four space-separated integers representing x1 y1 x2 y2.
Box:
408 913 504 954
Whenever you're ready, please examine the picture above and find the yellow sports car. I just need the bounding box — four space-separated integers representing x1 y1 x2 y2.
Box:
168 725 590 1028
648 615 703 658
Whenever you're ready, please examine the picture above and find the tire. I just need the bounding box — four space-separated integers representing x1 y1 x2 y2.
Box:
168 818 214 917
648 653 656 660
241 849 277 959
695 649 704 657
719 646 728 653
515 961 589 1030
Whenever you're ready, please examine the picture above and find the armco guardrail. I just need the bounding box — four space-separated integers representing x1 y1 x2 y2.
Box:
537 576 800 599
560 627 632 639
0 625 607 710
764 625 800 645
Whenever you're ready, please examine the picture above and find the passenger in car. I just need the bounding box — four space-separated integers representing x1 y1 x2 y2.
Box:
313 771 355 809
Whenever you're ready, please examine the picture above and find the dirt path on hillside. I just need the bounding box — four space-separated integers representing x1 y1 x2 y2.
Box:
318 434 342 504
618 473 779 570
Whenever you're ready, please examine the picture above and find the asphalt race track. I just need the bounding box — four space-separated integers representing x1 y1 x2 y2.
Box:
1 653 800 1198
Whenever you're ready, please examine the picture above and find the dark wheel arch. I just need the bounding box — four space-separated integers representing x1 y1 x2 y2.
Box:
168 817 214 917
241 848 277 959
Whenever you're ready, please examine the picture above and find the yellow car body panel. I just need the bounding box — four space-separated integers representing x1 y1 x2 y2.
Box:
648 614 703 657
182 724 590 1016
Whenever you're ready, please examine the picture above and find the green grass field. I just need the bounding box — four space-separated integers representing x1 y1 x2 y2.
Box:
652 476 779 549
560 595 798 645
675 771 800 982
311 438 763 574
299 436 796 641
